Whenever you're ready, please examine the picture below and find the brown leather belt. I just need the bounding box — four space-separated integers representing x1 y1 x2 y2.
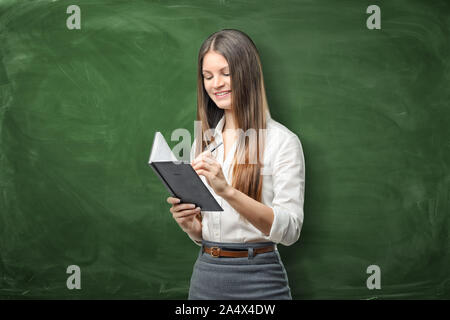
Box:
203 245 275 258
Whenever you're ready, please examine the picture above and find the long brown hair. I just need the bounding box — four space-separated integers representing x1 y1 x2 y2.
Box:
196 29 270 201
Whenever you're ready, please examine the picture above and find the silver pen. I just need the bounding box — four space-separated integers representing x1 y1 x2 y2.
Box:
208 141 223 153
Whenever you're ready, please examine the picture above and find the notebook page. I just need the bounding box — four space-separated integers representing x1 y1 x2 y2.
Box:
149 132 178 163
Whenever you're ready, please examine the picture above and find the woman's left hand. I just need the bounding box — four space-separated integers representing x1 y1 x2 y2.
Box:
192 151 230 197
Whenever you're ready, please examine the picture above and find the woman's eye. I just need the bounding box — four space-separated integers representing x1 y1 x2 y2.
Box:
203 73 229 80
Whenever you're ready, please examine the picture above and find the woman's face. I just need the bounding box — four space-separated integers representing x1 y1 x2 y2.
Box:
202 50 232 110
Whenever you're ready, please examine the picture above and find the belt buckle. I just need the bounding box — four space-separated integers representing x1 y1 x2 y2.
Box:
210 247 220 258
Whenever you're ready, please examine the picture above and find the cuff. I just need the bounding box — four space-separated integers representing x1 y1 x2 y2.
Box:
268 206 289 244
188 233 203 247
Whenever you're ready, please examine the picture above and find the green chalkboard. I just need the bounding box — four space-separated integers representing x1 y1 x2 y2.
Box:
0 0 449 299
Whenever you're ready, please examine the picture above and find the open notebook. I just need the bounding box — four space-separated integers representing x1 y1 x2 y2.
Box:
148 132 223 211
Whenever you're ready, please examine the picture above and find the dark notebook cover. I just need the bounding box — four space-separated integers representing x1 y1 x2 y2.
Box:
148 131 223 211
149 161 223 211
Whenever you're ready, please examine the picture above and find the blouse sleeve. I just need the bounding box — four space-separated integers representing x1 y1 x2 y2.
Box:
268 134 305 246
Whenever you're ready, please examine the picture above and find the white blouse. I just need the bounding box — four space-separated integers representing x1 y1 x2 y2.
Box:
188 115 305 247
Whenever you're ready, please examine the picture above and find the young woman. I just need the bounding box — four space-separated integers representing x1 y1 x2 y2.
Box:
167 29 305 300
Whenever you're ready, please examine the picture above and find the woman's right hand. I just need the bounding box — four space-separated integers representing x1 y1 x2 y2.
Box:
167 197 202 234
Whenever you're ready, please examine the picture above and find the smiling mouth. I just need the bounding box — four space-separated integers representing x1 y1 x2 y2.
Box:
215 90 231 98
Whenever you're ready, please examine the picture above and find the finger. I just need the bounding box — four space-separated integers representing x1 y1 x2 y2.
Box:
195 212 203 222
195 162 222 178
176 213 200 224
175 207 201 218
201 150 213 160
195 169 212 180
170 204 195 215
167 197 181 205
199 150 212 158
197 153 220 166
175 216 193 224
172 203 197 212
192 160 214 172
202 155 215 164
174 207 201 219
192 151 213 165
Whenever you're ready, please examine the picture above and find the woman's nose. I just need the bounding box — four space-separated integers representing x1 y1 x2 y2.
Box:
213 76 224 88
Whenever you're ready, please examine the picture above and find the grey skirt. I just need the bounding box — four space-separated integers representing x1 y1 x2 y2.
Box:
188 240 292 300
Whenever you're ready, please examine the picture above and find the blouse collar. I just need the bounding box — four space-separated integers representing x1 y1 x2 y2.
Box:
212 110 271 138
